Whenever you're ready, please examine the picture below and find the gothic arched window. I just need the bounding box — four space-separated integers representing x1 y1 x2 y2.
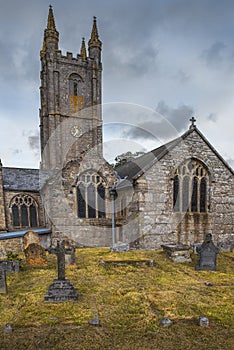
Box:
69 74 83 112
77 171 106 219
69 74 82 96
10 194 39 228
173 159 209 213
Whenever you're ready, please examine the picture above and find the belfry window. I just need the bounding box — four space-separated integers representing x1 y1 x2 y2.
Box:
69 74 83 112
77 171 106 219
69 74 82 96
10 194 39 228
173 159 209 213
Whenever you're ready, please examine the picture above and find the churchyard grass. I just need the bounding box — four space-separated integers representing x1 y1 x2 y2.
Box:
0 248 233 349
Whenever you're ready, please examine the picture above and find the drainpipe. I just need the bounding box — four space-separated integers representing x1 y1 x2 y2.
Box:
109 186 117 250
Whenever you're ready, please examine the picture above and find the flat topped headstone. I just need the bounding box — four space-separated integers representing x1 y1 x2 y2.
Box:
0 269 7 294
44 240 78 302
196 233 219 271
161 244 191 263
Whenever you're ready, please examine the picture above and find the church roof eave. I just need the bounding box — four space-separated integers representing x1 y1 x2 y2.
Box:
115 126 234 181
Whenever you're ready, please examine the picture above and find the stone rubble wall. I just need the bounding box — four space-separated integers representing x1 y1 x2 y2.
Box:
122 131 234 249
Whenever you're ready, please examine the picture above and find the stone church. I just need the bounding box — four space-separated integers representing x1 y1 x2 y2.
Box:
0 6 233 252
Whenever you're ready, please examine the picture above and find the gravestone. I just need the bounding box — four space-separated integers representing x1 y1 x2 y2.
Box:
0 269 7 294
44 240 78 302
0 260 20 273
196 233 219 271
23 230 40 249
161 244 192 263
62 239 76 266
24 243 48 267
199 316 209 327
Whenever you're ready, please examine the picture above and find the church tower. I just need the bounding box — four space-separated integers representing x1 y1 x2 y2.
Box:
40 6 103 169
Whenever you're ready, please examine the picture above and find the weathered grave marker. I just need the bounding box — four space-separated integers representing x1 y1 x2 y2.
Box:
24 243 48 267
23 230 40 249
44 240 78 302
196 233 219 271
62 239 76 266
0 269 7 294
0 260 20 273
161 244 192 263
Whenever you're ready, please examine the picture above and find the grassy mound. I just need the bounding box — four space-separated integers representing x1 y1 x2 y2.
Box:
0 248 233 350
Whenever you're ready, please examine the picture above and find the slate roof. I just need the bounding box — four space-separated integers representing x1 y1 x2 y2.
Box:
2 167 40 191
116 127 234 181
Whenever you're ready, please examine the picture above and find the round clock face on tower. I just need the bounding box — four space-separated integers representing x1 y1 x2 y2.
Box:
70 125 82 138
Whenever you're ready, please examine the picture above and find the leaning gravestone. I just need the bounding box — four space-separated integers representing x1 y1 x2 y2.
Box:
44 240 78 302
0 269 7 294
196 233 219 271
23 230 40 249
24 243 48 267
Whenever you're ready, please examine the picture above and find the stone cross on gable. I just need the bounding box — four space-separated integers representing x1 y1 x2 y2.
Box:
189 116 196 129
49 240 73 280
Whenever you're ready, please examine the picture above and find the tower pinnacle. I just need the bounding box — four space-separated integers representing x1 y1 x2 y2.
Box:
47 5 56 31
80 37 87 60
40 5 59 58
88 16 102 48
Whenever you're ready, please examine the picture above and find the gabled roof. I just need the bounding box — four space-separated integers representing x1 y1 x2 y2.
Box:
116 126 234 181
2 167 40 192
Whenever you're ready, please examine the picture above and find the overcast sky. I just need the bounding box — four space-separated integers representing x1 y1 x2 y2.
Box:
0 0 234 168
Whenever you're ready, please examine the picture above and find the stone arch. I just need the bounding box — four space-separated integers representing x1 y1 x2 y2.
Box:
9 194 39 228
173 158 210 213
76 170 106 219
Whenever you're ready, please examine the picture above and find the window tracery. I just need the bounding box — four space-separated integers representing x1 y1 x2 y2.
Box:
173 159 209 213
77 171 106 219
10 194 39 228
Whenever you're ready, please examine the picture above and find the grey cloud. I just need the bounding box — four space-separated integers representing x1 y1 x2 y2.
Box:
12 149 22 155
23 130 40 158
207 113 217 122
156 100 194 131
201 41 227 67
174 70 190 84
105 44 158 78
121 100 194 141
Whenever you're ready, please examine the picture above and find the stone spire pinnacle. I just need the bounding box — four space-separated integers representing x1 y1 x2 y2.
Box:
80 37 87 60
47 5 56 31
40 5 59 58
88 16 102 48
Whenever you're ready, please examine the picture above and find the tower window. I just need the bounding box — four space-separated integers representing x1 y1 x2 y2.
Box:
10 194 39 228
77 171 106 219
69 74 82 96
173 159 209 213
69 74 83 112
